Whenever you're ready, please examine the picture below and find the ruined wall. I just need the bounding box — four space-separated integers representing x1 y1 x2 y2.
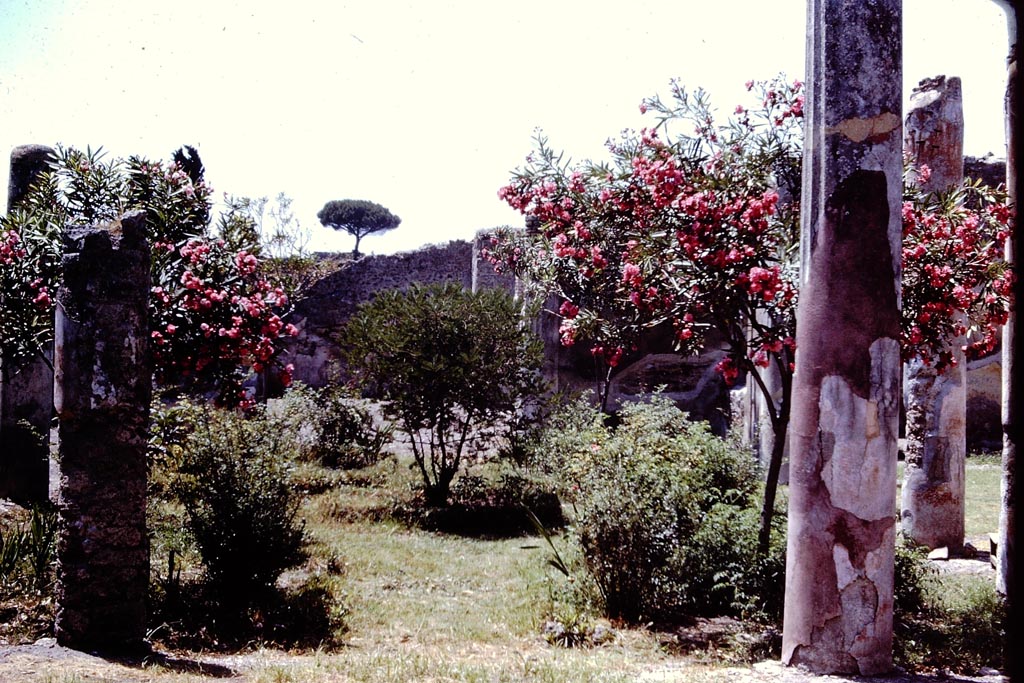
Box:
284 236 516 387
284 229 730 430
964 155 1008 451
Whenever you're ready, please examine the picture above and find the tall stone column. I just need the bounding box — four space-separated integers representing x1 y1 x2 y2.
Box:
54 211 151 652
901 76 967 551
994 3 1020 680
782 0 902 675
1 144 56 505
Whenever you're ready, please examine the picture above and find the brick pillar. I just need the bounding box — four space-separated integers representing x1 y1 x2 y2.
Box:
1 144 56 505
782 0 902 675
901 76 967 551
54 210 151 652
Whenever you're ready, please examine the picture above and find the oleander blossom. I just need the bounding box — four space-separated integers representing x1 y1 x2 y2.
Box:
488 75 804 402
0 145 296 406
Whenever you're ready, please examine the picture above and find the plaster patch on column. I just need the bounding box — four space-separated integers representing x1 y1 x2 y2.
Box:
839 577 878 649
866 525 895 608
818 376 892 520
833 544 858 590
826 112 901 143
90 341 116 408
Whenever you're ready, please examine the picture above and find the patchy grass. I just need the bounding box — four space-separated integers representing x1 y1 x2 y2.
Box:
965 452 1002 540
896 452 1003 541
2 439 1008 682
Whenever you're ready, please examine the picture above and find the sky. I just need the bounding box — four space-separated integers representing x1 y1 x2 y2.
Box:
0 0 1015 256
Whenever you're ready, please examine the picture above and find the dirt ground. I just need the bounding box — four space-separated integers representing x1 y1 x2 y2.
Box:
0 639 1009 683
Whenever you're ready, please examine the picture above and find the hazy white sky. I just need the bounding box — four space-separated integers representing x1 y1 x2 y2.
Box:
0 0 1014 256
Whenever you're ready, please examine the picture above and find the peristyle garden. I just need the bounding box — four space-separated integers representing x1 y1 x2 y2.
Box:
0 71 1014 681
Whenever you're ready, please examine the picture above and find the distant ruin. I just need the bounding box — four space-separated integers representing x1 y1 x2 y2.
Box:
281 158 1007 448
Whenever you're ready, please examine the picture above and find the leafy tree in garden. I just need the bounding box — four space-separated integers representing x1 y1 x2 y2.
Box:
317 198 401 257
226 192 336 304
0 145 299 406
0 211 61 368
341 283 545 505
487 75 1013 555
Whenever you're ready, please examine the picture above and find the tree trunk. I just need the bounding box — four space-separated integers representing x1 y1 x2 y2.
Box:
782 0 902 675
758 409 788 556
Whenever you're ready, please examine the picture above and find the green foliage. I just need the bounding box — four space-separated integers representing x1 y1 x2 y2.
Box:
276 383 393 469
0 503 57 592
893 534 933 617
531 396 784 624
342 283 545 505
893 538 1005 674
226 192 335 303
170 404 308 605
416 470 564 537
317 198 401 256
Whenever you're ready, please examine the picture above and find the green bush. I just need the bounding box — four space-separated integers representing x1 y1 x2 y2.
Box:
893 538 1005 674
170 404 307 607
533 396 784 624
342 283 545 505
416 470 564 537
275 383 393 469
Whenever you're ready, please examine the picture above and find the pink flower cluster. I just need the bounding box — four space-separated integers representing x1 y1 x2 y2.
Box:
150 236 299 405
0 230 27 265
489 76 805 386
900 182 1014 367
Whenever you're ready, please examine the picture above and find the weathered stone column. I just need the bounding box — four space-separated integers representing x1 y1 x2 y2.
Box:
782 0 902 675
0 144 56 505
994 3 1020 680
901 76 967 551
54 211 151 652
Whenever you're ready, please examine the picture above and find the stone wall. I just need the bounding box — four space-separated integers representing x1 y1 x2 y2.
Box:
283 229 730 431
284 235 516 387
964 154 1008 451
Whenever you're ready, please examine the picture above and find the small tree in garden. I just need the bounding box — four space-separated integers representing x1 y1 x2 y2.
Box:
488 76 804 553
0 145 300 406
341 283 545 505
317 198 401 257
487 76 1013 555
226 192 336 304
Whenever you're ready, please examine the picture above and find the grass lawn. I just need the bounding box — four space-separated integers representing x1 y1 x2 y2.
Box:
964 453 1003 541
896 452 1003 542
2 445 1006 682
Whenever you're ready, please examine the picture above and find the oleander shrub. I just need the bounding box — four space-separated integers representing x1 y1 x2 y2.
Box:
170 404 307 608
533 395 785 624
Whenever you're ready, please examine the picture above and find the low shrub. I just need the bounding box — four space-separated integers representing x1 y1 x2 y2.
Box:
149 571 347 651
341 283 546 505
415 470 564 537
893 537 1005 674
275 383 393 470
170 404 307 609
532 395 785 625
